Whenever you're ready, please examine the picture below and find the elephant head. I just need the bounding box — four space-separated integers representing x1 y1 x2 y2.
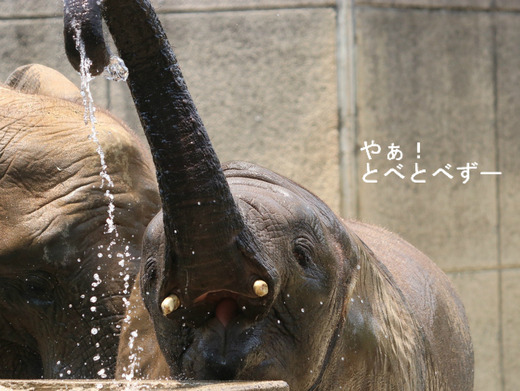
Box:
63 1 474 389
0 64 160 378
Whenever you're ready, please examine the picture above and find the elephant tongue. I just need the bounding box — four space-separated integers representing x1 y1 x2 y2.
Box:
216 298 239 327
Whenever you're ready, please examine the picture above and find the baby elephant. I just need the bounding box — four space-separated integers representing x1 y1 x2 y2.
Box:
63 0 474 389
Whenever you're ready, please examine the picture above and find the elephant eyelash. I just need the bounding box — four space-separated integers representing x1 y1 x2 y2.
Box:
141 258 158 294
292 239 313 268
293 248 310 268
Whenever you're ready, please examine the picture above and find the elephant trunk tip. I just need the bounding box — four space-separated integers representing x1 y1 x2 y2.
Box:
63 0 110 76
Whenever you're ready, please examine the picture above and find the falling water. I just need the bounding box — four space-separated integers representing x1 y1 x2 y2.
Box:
74 25 116 234
72 23 140 382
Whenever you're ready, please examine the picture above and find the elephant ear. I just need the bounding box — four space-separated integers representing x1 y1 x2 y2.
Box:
5 64 82 103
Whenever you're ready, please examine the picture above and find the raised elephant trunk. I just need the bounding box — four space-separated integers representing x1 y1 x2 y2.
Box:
63 0 272 309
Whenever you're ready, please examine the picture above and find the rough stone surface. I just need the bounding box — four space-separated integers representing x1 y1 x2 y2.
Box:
355 7 497 271
355 0 492 9
0 0 335 17
496 0 520 10
153 0 334 12
497 13 520 268
0 0 61 17
110 9 341 213
0 380 289 391
449 271 501 391
502 269 520 391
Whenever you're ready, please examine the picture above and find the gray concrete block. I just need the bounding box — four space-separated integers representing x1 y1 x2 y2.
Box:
496 0 520 10
0 380 289 390
355 7 497 271
0 0 61 18
109 8 341 213
355 0 492 9
0 19 108 108
496 13 520 268
153 0 334 12
449 271 501 391
502 269 520 391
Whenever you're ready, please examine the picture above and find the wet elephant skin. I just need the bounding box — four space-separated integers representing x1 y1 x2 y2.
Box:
0 65 160 378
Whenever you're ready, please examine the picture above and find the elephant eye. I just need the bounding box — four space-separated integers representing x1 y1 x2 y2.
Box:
293 239 313 268
141 258 157 295
22 273 55 306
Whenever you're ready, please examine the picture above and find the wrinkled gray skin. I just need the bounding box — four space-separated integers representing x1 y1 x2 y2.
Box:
0 64 160 378
63 0 474 389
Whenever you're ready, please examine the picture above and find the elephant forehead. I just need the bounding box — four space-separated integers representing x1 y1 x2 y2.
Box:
0 89 153 263
231 179 312 221
226 170 335 229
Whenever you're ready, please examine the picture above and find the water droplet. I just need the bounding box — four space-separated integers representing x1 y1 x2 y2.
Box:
301 308 305 313
91 327 99 335
103 55 128 82
90 296 97 303
93 354 100 362
90 306 97 312
97 368 107 378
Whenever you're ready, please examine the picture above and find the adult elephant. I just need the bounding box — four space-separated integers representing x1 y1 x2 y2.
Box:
0 64 160 378
64 1 474 389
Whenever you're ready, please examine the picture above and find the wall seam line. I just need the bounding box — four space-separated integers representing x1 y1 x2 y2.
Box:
490 3 505 390
337 0 359 218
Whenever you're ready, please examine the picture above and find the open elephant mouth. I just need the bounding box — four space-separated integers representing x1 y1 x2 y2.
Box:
193 292 241 328
163 285 270 330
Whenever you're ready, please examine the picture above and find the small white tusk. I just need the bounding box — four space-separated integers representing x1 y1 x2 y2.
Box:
253 279 269 297
161 294 180 316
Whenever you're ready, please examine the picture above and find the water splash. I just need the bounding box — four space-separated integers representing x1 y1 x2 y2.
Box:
73 22 117 236
104 55 129 82
72 22 138 382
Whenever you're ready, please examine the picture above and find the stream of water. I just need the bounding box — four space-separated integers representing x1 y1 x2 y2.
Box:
72 24 140 382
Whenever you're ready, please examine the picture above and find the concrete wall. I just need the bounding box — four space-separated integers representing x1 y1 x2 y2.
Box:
0 1 517 390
